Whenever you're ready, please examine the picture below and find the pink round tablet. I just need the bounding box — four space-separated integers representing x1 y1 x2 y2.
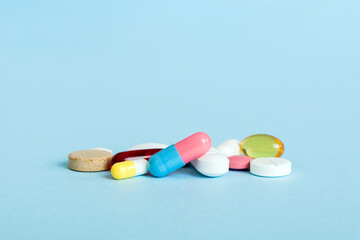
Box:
229 155 254 169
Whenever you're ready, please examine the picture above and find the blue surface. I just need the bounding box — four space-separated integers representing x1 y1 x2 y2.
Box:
1 1 359 239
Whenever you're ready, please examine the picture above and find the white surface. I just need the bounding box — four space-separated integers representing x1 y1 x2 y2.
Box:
215 139 241 156
132 159 149 176
250 157 292 177
127 143 169 150
92 147 113 154
191 147 229 177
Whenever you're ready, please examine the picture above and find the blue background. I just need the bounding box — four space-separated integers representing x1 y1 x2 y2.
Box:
1 1 359 239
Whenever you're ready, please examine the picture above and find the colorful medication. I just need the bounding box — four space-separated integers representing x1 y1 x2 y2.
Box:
228 155 253 170
240 134 284 158
111 159 148 180
110 148 163 168
216 139 241 156
148 132 212 177
191 147 229 177
250 157 291 177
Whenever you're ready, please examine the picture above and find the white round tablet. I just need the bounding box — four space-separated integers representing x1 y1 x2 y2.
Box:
250 157 291 177
92 148 113 154
127 143 168 151
191 147 229 177
215 139 241 157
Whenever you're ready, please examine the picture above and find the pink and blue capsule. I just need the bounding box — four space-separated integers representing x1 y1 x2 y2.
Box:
148 132 212 177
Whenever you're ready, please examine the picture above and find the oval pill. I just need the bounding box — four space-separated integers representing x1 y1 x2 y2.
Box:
148 132 212 177
228 155 253 170
216 139 241 157
128 143 168 151
92 147 113 154
250 157 291 177
111 159 149 180
240 134 284 158
191 147 229 177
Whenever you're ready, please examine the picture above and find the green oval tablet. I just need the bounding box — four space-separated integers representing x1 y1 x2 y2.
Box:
240 134 284 158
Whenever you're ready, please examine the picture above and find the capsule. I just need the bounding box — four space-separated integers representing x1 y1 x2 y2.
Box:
240 134 284 158
111 159 148 180
148 132 212 177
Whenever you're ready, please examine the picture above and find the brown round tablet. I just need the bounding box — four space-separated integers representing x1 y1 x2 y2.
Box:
68 149 113 172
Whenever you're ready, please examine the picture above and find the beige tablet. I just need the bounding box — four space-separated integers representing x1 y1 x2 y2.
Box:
68 149 113 172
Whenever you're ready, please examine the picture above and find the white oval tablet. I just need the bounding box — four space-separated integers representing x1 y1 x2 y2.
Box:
216 139 241 156
191 147 229 177
250 157 291 177
92 148 113 154
127 143 169 151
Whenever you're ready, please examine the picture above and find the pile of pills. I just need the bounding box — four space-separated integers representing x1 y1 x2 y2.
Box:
68 132 292 180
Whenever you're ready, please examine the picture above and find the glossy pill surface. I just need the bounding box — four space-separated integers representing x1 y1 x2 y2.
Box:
111 159 148 180
110 149 162 168
240 134 284 158
148 132 212 177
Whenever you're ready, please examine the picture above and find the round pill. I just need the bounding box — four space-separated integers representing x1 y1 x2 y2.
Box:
92 147 113 154
68 149 113 172
250 157 291 177
240 134 284 158
216 139 241 157
191 147 229 177
228 155 253 169
127 143 168 151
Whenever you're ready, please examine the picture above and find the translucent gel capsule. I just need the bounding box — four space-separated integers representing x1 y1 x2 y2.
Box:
240 134 284 158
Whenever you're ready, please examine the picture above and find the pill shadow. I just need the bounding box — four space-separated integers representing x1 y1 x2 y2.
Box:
178 167 210 178
229 169 252 175
103 165 208 179
103 174 113 179
58 161 68 169
230 169 250 172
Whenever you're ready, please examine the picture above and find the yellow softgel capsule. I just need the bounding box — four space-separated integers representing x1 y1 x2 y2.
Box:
240 134 284 158
111 159 148 180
